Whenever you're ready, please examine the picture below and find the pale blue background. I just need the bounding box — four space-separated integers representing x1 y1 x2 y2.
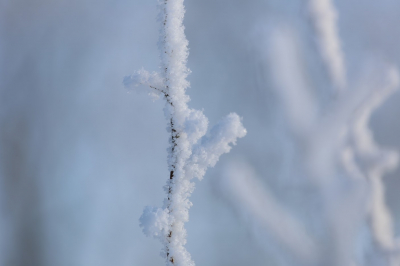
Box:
1 0 400 265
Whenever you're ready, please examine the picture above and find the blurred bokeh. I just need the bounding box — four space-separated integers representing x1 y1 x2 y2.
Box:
1 0 400 265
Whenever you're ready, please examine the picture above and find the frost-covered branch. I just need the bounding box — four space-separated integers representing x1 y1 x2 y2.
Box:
265 24 368 265
123 69 166 100
232 10 399 263
125 1 246 265
186 113 247 181
307 0 347 91
345 66 400 265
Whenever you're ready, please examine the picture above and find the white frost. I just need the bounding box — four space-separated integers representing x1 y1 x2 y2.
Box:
140 207 172 239
123 68 165 100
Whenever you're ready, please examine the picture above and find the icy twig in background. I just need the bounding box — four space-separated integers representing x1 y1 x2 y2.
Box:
229 14 400 264
307 0 346 91
123 69 164 100
124 0 246 265
272 26 400 264
345 67 400 265
218 161 318 265
267 26 366 266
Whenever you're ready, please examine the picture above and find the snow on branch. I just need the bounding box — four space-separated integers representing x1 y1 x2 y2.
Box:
350 66 399 159
345 66 400 264
140 206 172 239
307 0 347 91
186 113 247 181
125 0 246 265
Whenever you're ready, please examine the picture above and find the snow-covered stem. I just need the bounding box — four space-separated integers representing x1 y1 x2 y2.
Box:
124 0 246 265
